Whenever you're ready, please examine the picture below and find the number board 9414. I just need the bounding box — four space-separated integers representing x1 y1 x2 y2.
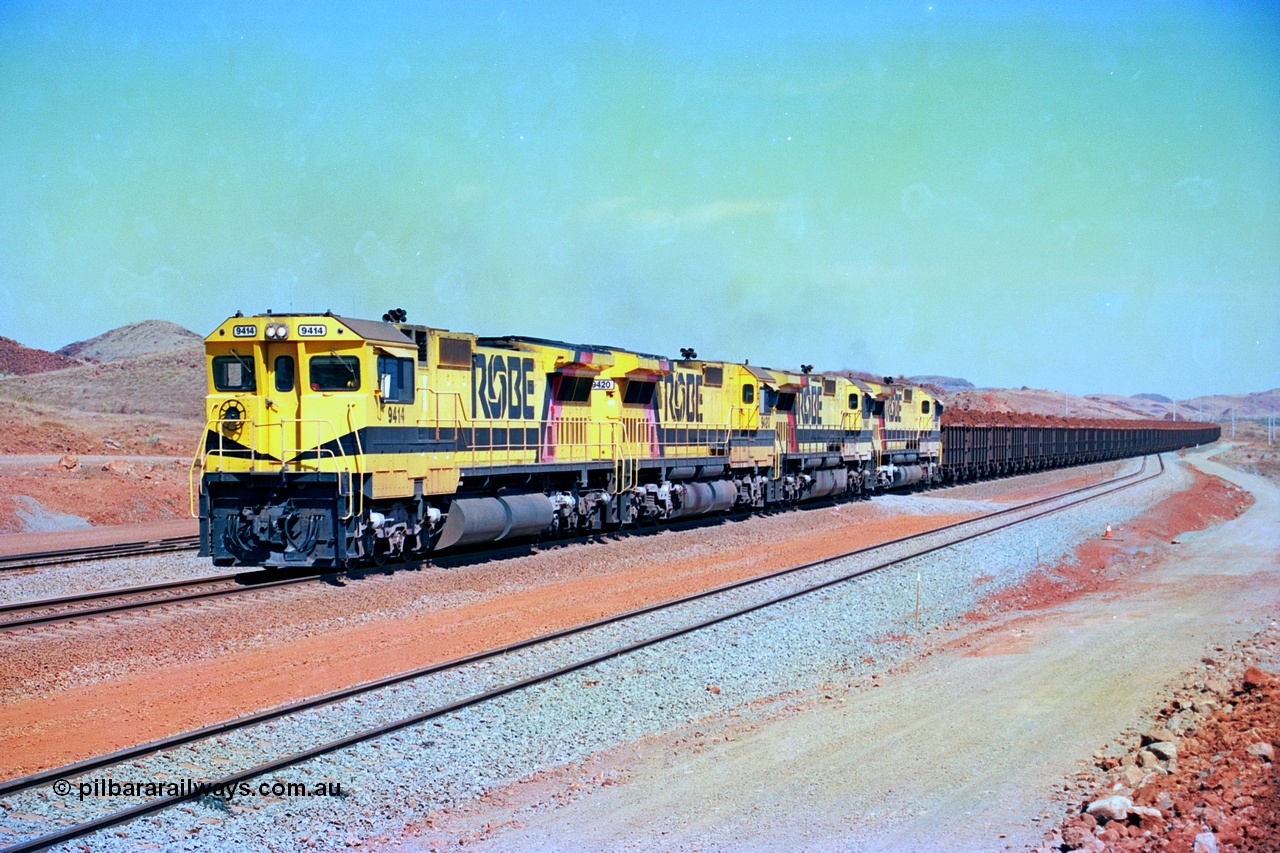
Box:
297 324 327 337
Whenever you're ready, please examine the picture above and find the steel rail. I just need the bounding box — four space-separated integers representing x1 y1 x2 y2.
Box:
0 457 1137 631
0 536 202 572
0 573 324 632
0 455 1162 853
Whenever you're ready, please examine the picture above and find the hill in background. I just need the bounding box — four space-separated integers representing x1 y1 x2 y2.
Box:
0 317 1274 428
0 337 83 376
909 375 975 394
57 320 203 363
1 321 205 420
1084 390 1280 422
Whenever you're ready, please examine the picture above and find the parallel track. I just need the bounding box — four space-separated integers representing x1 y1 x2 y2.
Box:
0 460 1136 631
0 455 1163 852
0 571 321 632
0 536 200 572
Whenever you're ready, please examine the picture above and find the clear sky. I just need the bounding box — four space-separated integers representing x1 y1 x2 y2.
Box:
1 1 1277 398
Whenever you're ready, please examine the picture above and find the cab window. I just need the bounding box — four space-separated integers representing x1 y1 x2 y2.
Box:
742 384 755 405
555 376 593 403
921 400 931 415
274 356 295 393
848 392 859 410
310 355 362 391
623 381 655 405
213 355 256 392
377 354 415 403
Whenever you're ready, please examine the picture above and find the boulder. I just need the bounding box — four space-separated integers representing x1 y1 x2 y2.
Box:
1062 825 1092 849
1119 766 1145 789
1140 728 1170 746
1193 831 1219 853
1148 741 1178 761
1245 741 1274 763
1242 665 1272 690
1086 795 1132 822
58 454 79 470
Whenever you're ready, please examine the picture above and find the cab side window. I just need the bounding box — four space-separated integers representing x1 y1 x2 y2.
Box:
377 354 415 403
742 384 755 405
555 376 593 403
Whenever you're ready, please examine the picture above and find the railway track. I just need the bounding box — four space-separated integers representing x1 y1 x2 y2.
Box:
0 454 1163 852
0 459 1135 632
0 535 201 572
0 570 325 632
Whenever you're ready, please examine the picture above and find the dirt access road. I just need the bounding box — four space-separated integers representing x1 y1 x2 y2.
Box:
422 448 1278 852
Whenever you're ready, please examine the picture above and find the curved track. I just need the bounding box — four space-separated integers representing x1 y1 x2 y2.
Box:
0 455 1163 852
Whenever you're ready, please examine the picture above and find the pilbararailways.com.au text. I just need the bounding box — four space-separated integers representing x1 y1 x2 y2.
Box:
54 777 342 802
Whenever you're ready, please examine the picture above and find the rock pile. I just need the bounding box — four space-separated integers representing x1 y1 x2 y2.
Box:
1037 634 1280 852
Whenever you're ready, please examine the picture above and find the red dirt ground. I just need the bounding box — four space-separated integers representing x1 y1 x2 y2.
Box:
0 510 974 779
0 462 192 533
963 468 1252 619
0 406 199 456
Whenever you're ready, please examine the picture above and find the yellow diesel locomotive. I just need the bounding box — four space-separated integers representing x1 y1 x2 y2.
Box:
193 311 941 567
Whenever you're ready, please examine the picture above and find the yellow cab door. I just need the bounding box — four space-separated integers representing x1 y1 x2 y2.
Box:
264 342 302 469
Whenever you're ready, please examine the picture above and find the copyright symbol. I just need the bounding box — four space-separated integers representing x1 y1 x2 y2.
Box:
53 779 71 796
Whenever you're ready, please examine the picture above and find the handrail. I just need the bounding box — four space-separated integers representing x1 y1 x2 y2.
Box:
188 416 258 520
345 403 363 521
191 412 363 522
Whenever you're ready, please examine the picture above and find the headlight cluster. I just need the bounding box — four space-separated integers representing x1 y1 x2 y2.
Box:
265 322 290 339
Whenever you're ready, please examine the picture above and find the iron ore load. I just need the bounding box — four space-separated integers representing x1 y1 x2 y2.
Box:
192 312 1219 568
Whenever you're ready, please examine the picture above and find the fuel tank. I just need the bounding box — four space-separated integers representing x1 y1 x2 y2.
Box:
435 493 554 551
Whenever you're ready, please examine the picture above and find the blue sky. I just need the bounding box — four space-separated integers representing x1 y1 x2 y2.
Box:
1 1 1277 397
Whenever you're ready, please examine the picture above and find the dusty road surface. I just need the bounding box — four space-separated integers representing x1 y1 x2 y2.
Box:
410 449 1278 852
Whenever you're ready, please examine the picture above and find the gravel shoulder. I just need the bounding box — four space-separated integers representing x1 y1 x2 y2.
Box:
411 448 1276 852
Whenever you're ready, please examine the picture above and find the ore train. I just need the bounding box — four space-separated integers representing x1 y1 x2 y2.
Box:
193 312 1219 568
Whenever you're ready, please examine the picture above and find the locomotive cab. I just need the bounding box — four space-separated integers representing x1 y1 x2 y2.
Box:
197 312 422 567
